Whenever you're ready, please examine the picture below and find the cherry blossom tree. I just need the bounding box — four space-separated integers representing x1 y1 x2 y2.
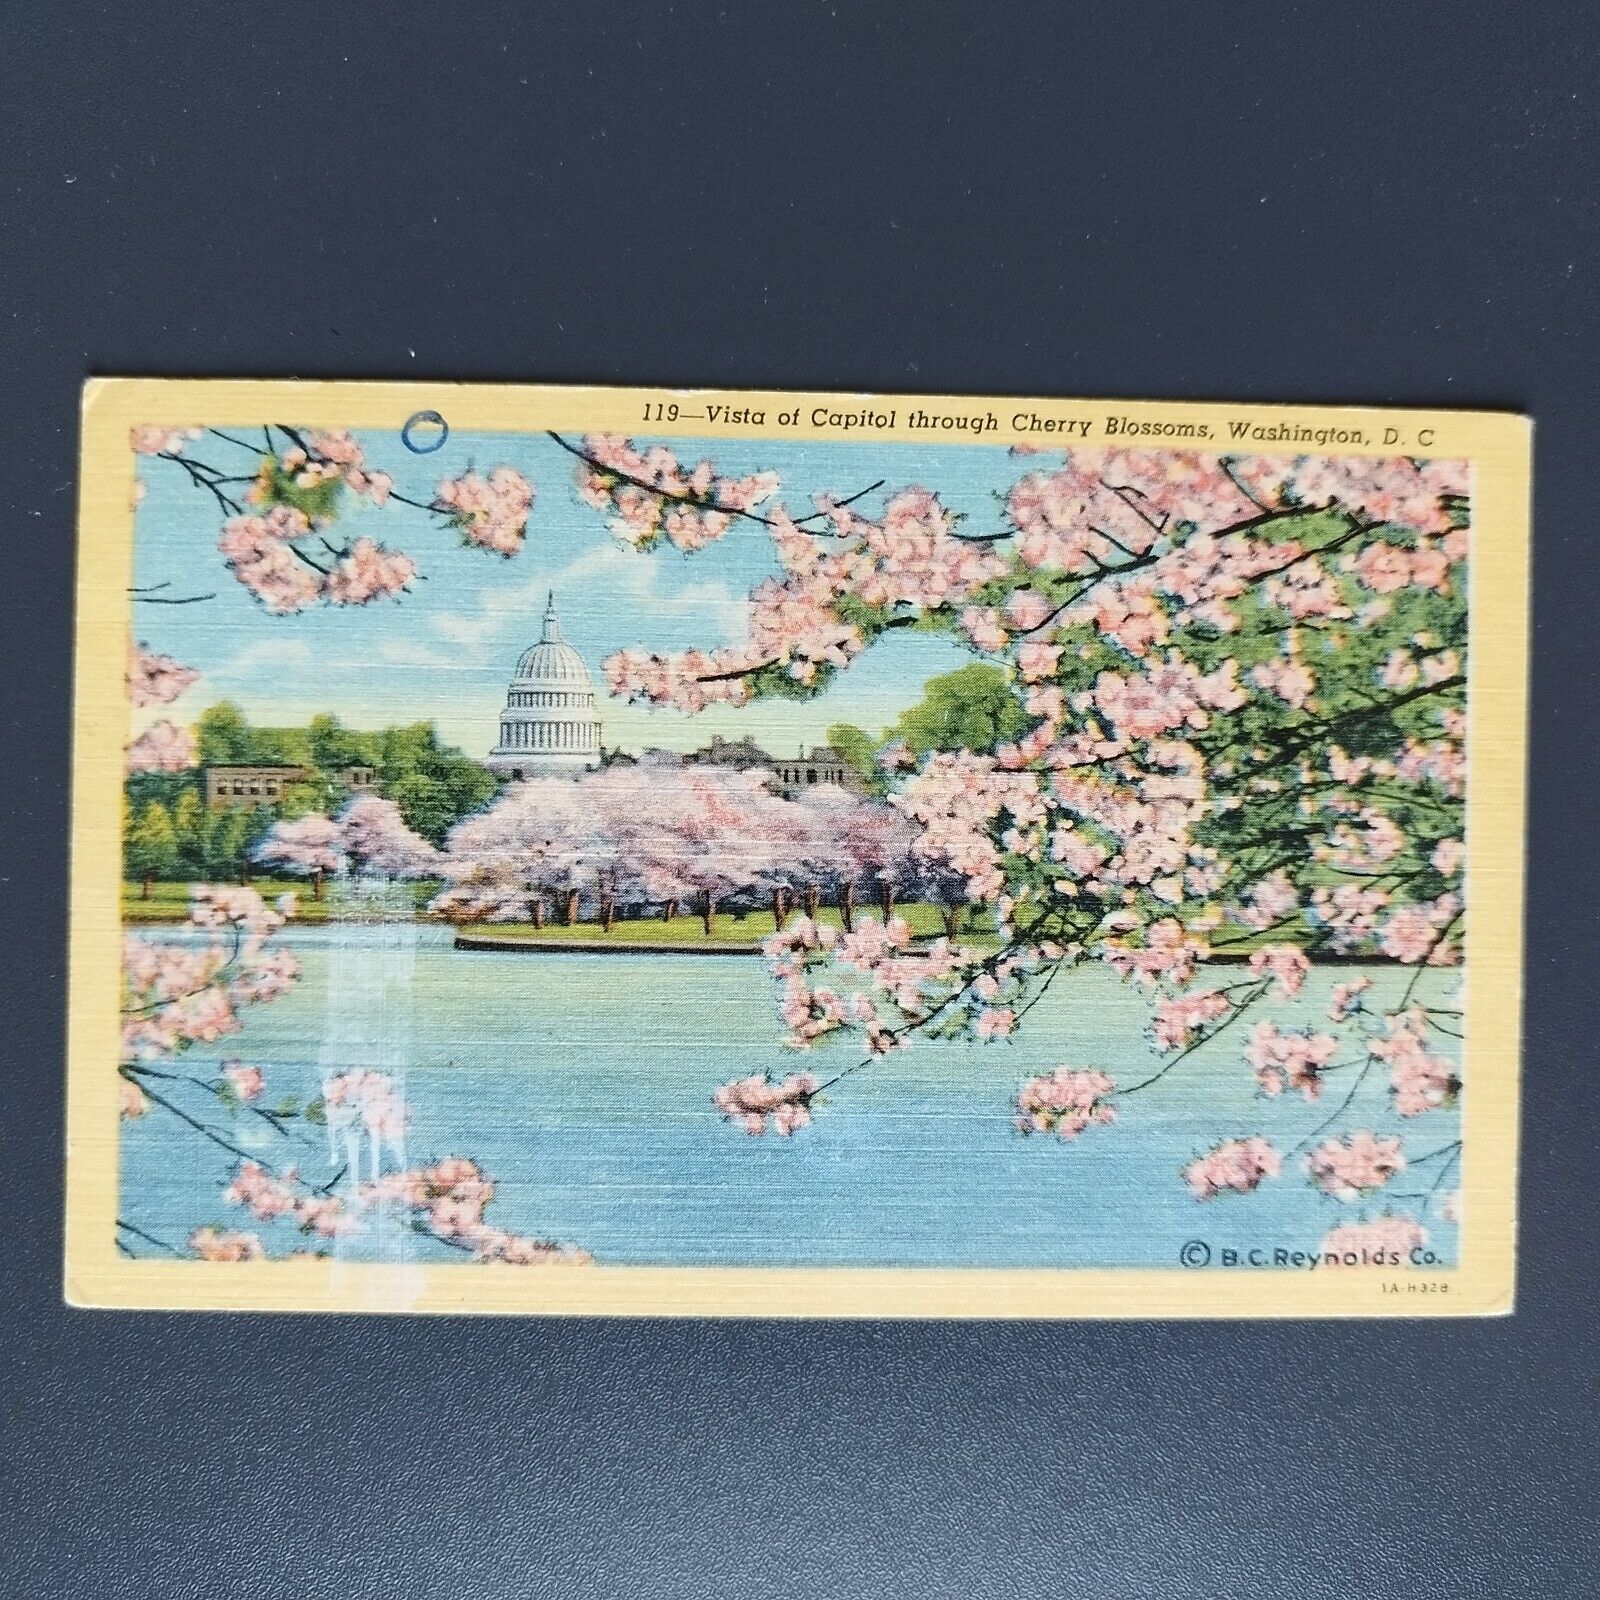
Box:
790 784 920 930
131 424 535 613
336 795 442 878
580 435 1468 1243
254 813 343 899
436 761 801 937
255 797 442 897
432 775 600 927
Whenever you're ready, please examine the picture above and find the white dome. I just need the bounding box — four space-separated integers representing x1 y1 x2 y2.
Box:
487 593 603 779
513 639 592 683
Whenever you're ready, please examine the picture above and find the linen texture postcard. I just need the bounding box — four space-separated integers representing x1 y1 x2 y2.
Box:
66 380 1529 1317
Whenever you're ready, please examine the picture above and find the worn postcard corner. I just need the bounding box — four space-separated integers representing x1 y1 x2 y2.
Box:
65 379 1529 1318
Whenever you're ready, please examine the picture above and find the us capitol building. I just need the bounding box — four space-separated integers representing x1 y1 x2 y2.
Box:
485 591 863 795
486 593 605 779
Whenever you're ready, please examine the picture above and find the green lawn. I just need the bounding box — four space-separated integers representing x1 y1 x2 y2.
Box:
453 902 986 947
119 878 440 924
118 880 1374 959
118 882 984 941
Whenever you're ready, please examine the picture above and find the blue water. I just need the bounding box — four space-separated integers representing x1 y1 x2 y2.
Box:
120 926 1462 1268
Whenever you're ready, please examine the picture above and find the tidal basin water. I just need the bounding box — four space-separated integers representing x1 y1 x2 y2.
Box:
121 925 1462 1269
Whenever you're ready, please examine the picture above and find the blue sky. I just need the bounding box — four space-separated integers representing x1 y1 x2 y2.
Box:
132 428 1034 759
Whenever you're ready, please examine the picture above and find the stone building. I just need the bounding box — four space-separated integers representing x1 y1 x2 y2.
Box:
685 733 864 798
486 593 604 780
204 763 378 809
204 764 308 808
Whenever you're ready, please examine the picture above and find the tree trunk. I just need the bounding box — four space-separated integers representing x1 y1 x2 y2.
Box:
771 886 788 931
141 872 153 901
803 884 820 920
312 868 324 901
841 880 856 934
600 894 616 933
563 888 579 926
663 898 678 923
880 882 896 920
944 903 961 939
701 891 716 937
531 898 545 930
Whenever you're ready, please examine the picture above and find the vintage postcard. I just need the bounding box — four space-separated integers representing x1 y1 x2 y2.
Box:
66 380 1529 1316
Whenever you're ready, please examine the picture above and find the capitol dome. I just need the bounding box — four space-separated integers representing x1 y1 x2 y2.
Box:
487 593 603 779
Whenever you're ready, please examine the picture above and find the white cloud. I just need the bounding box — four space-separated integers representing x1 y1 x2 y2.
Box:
376 638 463 670
427 544 748 659
210 637 315 680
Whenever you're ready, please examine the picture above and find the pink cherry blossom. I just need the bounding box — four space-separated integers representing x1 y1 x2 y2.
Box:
1151 988 1231 1051
1015 1068 1117 1140
324 538 416 605
1183 1137 1282 1200
712 1072 818 1136
1247 944 1310 998
218 506 325 613
337 796 441 877
223 1061 265 1102
130 425 201 456
1371 1010 1460 1116
975 1007 1017 1039
575 435 777 553
1250 655 1316 709
128 643 199 707
1245 1022 1339 1100
435 467 535 557
1327 978 1372 1022
256 813 344 879
1318 1213 1428 1267
1305 1132 1405 1201
127 719 196 773
189 1226 265 1261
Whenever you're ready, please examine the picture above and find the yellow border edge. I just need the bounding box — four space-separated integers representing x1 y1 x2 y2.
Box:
65 379 1531 1318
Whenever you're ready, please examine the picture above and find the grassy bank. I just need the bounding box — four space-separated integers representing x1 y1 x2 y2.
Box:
458 903 985 949
118 882 984 942
119 878 440 924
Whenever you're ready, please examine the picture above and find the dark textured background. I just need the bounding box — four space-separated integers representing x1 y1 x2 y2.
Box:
3 4 1596 1596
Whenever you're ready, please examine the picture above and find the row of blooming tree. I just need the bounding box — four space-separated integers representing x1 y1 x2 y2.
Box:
129 421 1468 1262
430 762 969 937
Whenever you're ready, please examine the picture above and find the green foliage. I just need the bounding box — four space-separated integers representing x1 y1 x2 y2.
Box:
827 722 878 779
308 713 378 772
125 770 201 814
249 726 315 767
200 804 262 880
195 702 252 766
126 801 178 884
377 722 499 843
133 704 497 879
890 663 1030 758
277 777 337 820
388 773 452 842
171 788 206 877
253 455 344 523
